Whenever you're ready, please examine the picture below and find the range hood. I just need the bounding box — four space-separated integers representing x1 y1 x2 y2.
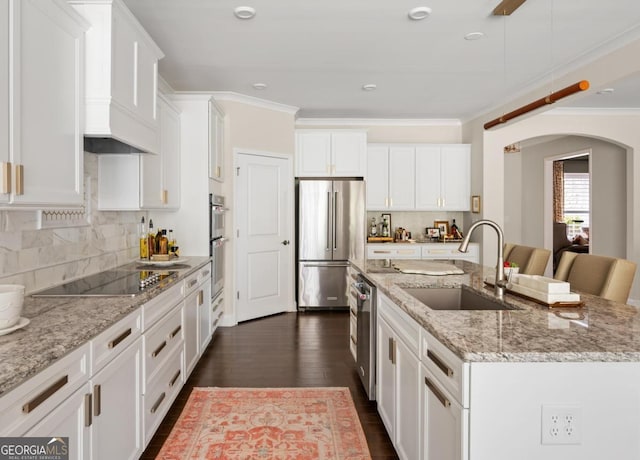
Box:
84 137 147 154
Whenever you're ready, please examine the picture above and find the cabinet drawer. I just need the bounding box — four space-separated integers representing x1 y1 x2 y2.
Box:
211 290 224 332
197 262 212 284
367 244 421 259
420 328 469 407
142 281 183 331
378 292 420 356
91 310 142 375
422 243 479 263
143 347 183 445
0 343 90 436
182 271 200 296
143 306 183 389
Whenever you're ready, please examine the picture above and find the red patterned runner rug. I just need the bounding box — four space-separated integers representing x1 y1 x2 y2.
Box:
156 387 372 460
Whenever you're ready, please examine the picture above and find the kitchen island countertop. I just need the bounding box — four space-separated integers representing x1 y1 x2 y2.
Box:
351 258 640 363
0 256 212 397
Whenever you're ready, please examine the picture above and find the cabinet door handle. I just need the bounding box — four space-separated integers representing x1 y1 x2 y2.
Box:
22 375 68 413
169 325 182 339
152 340 167 358
427 349 454 377
93 384 101 417
150 392 166 414
15 164 24 195
162 189 168 204
425 376 451 408
198 290 204 306
216 166 221 178
385 197 388 207
108 328 132 349
169 369 181 388
1 162 11 194
388 337 395 364
84 394 92 427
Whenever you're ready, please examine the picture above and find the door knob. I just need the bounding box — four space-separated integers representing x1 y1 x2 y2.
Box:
281 240 290 245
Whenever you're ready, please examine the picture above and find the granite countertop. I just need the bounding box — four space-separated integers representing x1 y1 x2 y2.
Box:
0 256 212 397
351 258 640 363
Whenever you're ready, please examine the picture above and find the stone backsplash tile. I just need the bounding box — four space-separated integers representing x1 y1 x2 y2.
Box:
0 153 146 294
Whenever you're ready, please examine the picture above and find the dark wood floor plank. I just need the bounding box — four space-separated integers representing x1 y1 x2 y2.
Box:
141 311 398 459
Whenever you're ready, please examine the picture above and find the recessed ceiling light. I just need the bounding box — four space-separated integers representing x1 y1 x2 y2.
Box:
464 32 485 41
596 88 615 95
362 84 377 91
252 83 267 90
408 6 431 21
234 6 256 19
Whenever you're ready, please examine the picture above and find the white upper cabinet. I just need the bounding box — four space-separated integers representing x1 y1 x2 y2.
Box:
69 0 164 154
368 143 470 211
209 99 225 182
416 145 470 211
366 145 415 210
98 93 181 210
295 130 366 177
0 0 87 207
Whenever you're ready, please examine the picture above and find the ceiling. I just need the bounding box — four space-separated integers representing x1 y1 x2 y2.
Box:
122 0 640 120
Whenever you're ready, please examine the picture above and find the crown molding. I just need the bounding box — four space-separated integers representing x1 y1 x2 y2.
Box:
295 118 461 127
545 107 640 116
209 92 299 115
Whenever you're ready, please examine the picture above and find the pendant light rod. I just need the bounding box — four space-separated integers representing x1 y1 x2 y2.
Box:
484 80 590 130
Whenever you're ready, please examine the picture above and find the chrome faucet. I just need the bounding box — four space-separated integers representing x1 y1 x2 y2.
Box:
458 219 507 299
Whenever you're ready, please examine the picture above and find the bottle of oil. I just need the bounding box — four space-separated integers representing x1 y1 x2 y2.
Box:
159 229 169 255
147 219 155 257
168 229 176 254
139 216 148 259
155 227 163 254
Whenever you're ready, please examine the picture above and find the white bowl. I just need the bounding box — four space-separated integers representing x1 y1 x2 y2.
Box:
0 285 25 329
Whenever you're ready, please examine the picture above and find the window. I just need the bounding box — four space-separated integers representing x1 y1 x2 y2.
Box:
563 172 589 239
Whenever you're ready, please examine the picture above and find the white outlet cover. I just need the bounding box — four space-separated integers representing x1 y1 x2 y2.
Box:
541 404 583 445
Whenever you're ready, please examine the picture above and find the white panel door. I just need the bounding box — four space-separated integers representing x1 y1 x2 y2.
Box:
366 146 389 209
389 146 415 210
236 152 293 322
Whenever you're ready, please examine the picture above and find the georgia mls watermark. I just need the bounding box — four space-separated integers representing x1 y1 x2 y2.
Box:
0 437 69 460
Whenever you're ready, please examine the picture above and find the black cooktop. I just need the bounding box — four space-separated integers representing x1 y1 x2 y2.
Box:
32 269 178 297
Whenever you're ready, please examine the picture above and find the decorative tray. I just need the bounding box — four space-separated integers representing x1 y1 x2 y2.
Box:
484 280 584 309
138 257 189 267
367 237 394 242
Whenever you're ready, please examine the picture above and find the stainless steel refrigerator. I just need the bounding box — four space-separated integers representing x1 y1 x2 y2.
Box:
297 178 365 309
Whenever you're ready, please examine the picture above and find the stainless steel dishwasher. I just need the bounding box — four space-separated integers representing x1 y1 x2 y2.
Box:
353 274 376 400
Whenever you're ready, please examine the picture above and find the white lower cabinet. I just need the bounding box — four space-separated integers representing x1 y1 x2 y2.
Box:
421 364 468 460
90 338 143 460
376 293 421 460
25 383 92 460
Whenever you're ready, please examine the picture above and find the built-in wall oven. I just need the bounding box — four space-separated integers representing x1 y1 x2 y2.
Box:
353 273 376 400
209 194 227 300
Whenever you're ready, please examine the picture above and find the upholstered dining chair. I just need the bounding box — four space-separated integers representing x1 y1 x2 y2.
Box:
554 252 637 303
503 243 551 276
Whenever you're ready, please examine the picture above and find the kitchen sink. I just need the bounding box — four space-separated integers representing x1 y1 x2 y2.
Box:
402 286 516 311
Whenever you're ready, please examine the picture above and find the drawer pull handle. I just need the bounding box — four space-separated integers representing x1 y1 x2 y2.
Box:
427 349 454 377
388 337 396 364
108 328 132 349
150 392 166 414
22 375 68 413
188 279 198 288
152 341 167 358
373 250 391 254
425 376 451 408
350 334 357 345
350 308 357 318
93 384 101 416
212 318 220 327
169 325 182 339
169 369 181 387
202 270 210 277
84 394 92 427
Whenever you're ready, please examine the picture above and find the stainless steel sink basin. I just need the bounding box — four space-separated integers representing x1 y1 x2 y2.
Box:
402 286 515 311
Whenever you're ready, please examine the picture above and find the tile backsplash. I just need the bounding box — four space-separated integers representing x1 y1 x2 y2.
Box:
0 153 145 294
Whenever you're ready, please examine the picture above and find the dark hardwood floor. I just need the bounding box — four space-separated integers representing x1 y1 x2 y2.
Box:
141 310 398 459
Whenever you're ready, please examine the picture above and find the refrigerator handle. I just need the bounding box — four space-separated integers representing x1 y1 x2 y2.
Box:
326 191 331 251
333 190 338 251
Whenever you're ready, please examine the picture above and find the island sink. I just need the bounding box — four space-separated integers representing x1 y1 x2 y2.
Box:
402 286 516 311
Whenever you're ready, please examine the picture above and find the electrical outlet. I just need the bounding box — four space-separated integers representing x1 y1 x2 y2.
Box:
541 405 582 445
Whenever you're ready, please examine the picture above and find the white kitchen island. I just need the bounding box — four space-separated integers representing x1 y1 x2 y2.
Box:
350 258 640 460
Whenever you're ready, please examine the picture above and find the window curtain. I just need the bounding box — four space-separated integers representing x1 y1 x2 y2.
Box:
553 161 564 222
